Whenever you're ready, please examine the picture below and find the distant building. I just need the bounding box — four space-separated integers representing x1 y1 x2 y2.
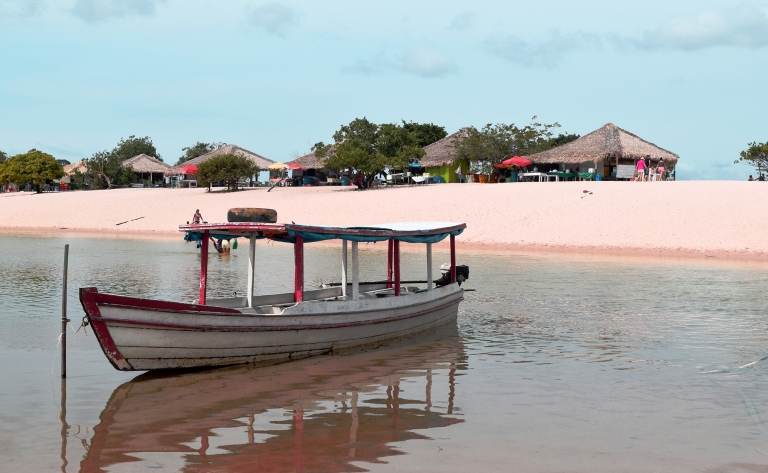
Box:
170 145 274 184
121 154 171 187
420 129 470 183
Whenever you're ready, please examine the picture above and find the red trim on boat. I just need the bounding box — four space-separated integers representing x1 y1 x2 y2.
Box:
450 234 456 283
394 240 401 296
93 297 463 333
90 292 242 315
294 235 304 303
79 288 132 370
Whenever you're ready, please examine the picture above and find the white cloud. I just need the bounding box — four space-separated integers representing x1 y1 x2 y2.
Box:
450 12 475 30
638 4 768 50
247 2 297 36
397 48 457 77
348 47 457 78
70 0 165 23
486 32 601 68
0 0 47 17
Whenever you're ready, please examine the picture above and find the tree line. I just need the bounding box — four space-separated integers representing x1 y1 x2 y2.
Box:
314 117 580 189
0 120 581 192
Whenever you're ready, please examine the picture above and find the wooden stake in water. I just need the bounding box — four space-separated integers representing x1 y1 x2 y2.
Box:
61 244 68 379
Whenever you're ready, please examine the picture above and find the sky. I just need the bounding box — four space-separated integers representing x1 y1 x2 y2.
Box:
1 0 767 179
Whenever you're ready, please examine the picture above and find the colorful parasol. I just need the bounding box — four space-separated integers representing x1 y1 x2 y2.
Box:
502 156 532 167
179 164 198 175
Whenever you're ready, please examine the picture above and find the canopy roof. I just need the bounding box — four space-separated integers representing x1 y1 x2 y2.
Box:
180 221 466 244
523 123 679 164
170 145 274 173
121 154 171 173
63 160 88 176
287 150 325 170
420 129 469 168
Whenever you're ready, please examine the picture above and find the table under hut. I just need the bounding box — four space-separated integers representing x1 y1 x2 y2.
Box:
522 123 679 181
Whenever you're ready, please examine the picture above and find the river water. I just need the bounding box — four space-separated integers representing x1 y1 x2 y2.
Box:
1 233 768 472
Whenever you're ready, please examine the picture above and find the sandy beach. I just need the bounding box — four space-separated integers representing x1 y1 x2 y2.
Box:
1 181 767 259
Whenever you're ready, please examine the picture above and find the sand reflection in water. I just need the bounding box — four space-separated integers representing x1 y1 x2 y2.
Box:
80 326 465 472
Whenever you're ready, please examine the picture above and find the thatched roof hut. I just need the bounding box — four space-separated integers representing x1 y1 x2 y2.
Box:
171 145 274 173
523 123 679 164
420 129 469 167
287 150 324 170
121 154 171 173
63 160 88 176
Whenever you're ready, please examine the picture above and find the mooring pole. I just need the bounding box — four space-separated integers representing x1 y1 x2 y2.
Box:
61 244 69 379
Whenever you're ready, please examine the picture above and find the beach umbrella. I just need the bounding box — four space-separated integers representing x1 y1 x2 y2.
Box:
502 156 532 167
180 164 198 175
268 162 287 170
287 163 306 171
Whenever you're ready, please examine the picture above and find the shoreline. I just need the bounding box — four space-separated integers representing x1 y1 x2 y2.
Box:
2 182 767 262
3 225 767 263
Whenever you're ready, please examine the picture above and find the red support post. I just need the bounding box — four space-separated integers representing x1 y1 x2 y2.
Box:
294 235 304 303
200 230 209 305
393 239 401 296
387 238 393 288
450 234 456 283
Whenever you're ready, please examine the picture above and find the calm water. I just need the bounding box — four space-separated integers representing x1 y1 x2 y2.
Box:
2 233 768 472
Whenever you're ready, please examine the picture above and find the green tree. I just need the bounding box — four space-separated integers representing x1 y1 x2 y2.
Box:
1 149 65 192
0 150 7 163
196 154 259 191
735 141 768 177
549 132 580 148
453 118 560 174
112 135 161 162
402 121 447 147
177 142 226 165
83 135 160 189
314 118 425 189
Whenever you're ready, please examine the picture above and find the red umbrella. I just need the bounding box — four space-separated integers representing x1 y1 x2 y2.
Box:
179 164 198 175
287 163 306 171
502 156 532 167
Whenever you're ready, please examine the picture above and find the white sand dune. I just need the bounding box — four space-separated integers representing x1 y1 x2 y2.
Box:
1 182 767 259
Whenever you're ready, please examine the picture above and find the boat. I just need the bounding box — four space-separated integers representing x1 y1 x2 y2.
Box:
79 211 468 370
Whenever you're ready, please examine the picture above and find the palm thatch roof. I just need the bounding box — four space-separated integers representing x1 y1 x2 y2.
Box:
121 154 171 173
287 150 325 170
171 145 274 173
63 160 88 175
420 128 469 167
523 123 679 164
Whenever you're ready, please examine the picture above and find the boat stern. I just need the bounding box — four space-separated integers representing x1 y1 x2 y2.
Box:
79 287 134 371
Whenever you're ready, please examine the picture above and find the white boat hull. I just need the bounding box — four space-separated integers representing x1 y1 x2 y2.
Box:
80 284 463 370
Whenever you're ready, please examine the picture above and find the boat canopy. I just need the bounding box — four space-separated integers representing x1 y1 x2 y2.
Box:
180 222 465 244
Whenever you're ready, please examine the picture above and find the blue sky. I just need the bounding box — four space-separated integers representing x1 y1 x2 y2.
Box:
1 0 767 179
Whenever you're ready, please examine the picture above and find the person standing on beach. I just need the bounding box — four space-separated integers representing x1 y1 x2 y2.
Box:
193 209 203 224
644 156 651 182
636 159 646 181
657 158 665 181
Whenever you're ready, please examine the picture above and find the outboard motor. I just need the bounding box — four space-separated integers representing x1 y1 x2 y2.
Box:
434 263 470 287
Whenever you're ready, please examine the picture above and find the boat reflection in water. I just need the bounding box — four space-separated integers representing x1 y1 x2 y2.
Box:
81 325 466 472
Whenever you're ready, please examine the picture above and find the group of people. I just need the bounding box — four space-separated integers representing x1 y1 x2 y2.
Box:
191 209 232 254
748 175 766 181
635 155 666 182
